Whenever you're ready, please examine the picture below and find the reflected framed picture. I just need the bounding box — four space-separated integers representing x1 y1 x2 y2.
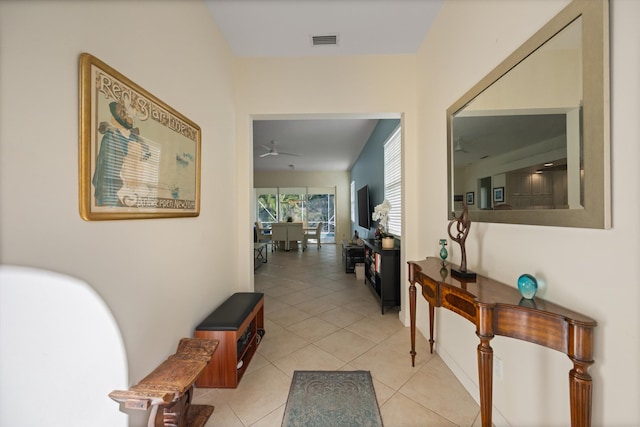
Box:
493 187 504 203
79 53 201 220
466 192 475 205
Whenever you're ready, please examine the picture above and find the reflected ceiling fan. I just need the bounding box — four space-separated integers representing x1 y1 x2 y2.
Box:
454 137 469 153
259 140 300 158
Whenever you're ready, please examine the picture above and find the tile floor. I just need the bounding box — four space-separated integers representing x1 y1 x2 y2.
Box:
193 243 482 426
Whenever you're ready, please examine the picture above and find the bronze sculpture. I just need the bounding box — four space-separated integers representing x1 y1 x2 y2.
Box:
447 203 476 279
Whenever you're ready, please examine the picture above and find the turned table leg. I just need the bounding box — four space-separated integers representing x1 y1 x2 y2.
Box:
477 336 494 427
428 302 435 354
568 322 595 427
476 305 495 427
409 282 416 366
569 359 594 427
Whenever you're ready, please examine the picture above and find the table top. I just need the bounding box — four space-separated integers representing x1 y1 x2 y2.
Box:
409 257 596 326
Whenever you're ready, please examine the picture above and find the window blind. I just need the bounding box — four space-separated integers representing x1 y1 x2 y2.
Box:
384 126 402 236
350 181 356 223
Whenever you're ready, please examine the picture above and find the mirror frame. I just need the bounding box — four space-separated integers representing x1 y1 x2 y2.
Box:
447 0 610 229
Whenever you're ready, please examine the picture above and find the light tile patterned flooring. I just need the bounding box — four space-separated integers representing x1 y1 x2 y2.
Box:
193 244 482 426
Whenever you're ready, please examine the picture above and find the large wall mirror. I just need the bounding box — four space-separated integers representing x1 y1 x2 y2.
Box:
447 0 610 228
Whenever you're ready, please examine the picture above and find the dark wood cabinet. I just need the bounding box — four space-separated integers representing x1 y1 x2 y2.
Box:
195 293 264 388
363 239 400 314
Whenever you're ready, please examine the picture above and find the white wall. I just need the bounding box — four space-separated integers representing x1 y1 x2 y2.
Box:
254 170 350 242
0 2 238 426
416 0 639 426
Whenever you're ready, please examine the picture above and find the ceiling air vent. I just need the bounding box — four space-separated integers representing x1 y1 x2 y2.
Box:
311 34 338 46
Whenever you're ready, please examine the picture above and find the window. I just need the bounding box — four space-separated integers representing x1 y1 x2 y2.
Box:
278 187 306 223
256 188 277 227
350 180 356 223
384 125 402 236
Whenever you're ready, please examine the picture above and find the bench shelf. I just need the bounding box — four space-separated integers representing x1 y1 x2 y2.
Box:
194 292 264 388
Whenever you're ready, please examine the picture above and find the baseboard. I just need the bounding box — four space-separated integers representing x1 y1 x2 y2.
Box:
398 308 408 326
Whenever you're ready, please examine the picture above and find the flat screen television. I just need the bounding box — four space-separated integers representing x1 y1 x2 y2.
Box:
357 185 370 229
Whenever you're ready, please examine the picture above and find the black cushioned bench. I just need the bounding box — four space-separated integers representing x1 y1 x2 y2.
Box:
196 292 264 331
194 292 264 388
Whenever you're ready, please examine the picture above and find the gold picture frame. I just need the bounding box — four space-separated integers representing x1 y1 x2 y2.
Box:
79 53 201 220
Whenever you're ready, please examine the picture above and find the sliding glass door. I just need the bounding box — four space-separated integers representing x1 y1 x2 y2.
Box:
306 187 335 243
254 186 336 244
278 187 306 223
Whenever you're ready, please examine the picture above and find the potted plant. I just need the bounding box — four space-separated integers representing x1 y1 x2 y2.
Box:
372 199 394 249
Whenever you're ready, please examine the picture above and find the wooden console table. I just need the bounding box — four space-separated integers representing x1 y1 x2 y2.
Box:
408 257 597 427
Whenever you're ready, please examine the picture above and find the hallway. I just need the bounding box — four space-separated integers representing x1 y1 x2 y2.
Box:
194 244 482 426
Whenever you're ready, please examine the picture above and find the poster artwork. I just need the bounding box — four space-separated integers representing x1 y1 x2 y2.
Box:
79 53 201 220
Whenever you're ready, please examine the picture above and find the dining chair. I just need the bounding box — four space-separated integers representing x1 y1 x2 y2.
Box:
270 223 288 251
255 221 272 249
287 223 305 251
304 222 322 250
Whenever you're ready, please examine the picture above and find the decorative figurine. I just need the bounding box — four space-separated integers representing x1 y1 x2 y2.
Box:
517 273 538 299
439 239 448 263
447 203 476 279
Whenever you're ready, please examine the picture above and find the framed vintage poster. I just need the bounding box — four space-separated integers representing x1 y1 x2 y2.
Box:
79 53 201 220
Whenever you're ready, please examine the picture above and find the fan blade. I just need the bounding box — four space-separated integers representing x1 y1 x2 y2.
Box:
454 139 468 153
257 140 299 158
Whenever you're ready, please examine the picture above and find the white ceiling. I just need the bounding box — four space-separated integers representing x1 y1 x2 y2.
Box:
205 0 443 171
253 118 381 172
205 0 443 58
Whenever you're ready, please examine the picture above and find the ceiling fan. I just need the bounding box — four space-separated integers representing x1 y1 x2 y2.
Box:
259 140 300 158
454 137 469 153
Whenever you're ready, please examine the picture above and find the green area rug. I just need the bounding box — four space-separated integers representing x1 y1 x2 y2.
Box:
281 370 383 427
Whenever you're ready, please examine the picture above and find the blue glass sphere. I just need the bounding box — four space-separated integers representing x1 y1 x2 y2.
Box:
517 274 538 299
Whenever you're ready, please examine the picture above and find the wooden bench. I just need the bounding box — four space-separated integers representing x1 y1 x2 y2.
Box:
195 292 264 388
109 337 218 427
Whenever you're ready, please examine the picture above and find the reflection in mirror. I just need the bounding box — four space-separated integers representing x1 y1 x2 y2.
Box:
447 0 609 228
453 18 581 212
